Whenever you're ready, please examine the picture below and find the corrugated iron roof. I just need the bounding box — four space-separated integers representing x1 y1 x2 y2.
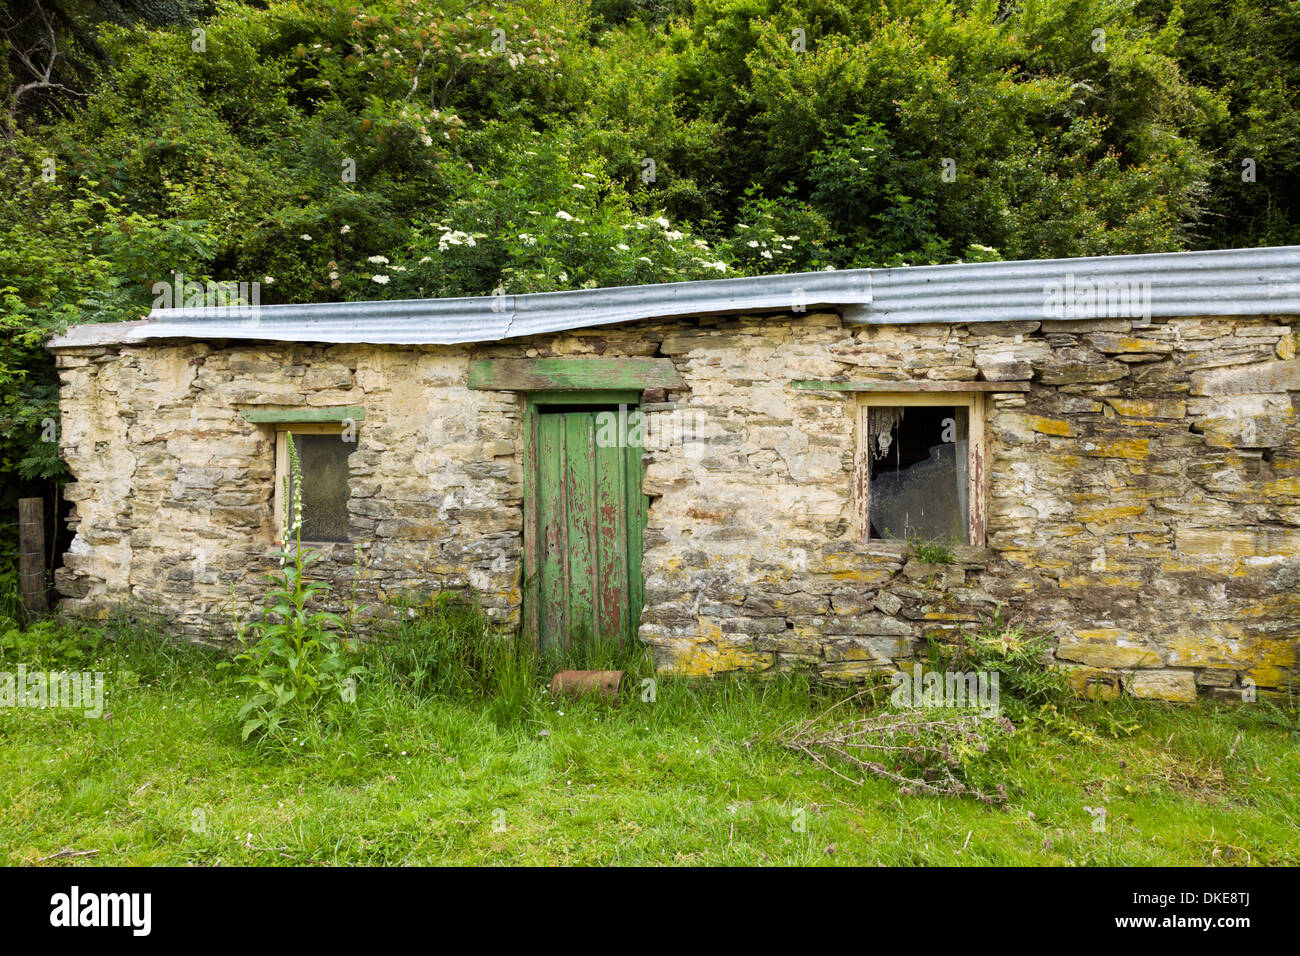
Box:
47 245 1300 348
854 245 1300 325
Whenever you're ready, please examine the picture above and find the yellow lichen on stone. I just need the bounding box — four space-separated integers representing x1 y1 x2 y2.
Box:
663 622 774 676
1081 439 1151 459
1063 666 1123 701
1028 416 1072 436
1058 574 1143 589
1127 670 1197 702
1058 628 1163 668
1264 478 1300 496
1106 398 1187 419
1074 502 1149 524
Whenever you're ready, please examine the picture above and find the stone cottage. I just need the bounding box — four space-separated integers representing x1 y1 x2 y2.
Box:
48 247 1300 701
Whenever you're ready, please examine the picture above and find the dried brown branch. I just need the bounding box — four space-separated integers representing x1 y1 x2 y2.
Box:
35 847 100 863
780 691 1013 804
2 0 88 142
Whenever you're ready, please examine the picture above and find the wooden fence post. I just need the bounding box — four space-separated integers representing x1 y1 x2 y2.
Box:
18 497 48 615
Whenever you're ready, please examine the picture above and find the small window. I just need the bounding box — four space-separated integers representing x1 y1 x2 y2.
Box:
855 393 985 545
274 425 355 543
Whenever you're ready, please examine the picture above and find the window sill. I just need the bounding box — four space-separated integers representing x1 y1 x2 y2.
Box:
853 539 993 565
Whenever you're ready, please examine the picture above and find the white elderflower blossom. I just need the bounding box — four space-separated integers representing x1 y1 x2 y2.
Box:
438 230 475 251
367 255 390 264
371 274 390 284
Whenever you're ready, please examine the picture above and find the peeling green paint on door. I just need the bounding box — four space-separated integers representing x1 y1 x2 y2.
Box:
524 392 645 653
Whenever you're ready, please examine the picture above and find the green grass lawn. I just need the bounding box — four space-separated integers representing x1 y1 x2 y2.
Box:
2 625 1298 867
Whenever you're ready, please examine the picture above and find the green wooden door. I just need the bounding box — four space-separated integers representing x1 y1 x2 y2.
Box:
526 396 645 653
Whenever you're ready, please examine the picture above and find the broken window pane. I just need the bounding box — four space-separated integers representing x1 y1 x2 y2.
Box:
868 405 968 543
289 433 353 542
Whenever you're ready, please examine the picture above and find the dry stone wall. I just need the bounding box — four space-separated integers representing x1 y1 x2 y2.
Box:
54 344 525 629
53 311 1300 700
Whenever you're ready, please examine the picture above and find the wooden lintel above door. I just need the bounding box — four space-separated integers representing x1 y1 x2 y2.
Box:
467 358 684 392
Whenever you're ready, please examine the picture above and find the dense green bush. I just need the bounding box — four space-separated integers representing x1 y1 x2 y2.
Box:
2 0 1297 545
927 613 1071 719
0 614 103 669
373 591 528 701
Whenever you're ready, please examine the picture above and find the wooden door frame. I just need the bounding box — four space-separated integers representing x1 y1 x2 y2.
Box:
521 389 645 650
854 392 987 546
272 422 353 547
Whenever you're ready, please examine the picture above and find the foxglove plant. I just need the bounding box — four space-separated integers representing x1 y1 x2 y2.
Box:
231 431 365 748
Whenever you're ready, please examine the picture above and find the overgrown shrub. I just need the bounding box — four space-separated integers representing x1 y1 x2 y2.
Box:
372 586 654 726
926 613 1070 719
373 591 531 703
779 615 1071 800
0 600 224 687
0 614 103 669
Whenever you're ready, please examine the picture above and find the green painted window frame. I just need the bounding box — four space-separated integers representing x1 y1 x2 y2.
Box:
249 408 364 546
241 406 365 424
468 358 683 392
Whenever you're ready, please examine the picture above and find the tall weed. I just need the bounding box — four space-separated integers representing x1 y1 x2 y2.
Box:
230 434 366 749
